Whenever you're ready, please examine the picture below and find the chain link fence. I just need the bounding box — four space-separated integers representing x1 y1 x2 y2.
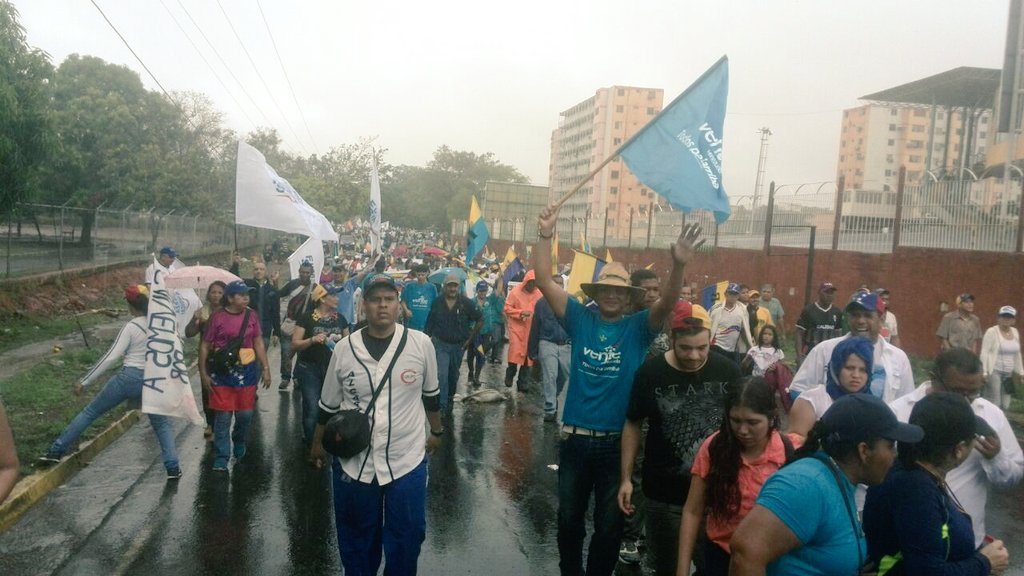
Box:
1 203 274 278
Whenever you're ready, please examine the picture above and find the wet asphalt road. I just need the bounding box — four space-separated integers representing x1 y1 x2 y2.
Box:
3 345 1024 575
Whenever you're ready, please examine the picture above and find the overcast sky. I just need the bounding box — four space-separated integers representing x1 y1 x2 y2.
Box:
11 0 1011 200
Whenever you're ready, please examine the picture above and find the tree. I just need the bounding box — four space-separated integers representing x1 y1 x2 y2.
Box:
0 0 54 216
386 146 529 230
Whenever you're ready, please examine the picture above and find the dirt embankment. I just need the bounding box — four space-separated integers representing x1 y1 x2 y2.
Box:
0 266 148 317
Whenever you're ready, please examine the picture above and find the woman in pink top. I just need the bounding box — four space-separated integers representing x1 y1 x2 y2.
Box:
676 377 801 576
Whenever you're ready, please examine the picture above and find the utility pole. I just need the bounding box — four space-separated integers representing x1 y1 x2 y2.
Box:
749 127 772 234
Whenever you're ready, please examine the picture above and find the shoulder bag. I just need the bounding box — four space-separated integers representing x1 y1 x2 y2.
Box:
208 309 252 376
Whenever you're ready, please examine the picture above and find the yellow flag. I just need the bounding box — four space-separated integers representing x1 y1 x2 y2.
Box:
566 250 600 303
502 245 517 267
605 248 614 263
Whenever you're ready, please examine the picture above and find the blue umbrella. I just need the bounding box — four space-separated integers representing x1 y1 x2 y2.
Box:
428 267 468 286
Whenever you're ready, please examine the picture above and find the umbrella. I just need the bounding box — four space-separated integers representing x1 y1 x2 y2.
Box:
421 246 448 257
428 267 468 285
164 265 242 290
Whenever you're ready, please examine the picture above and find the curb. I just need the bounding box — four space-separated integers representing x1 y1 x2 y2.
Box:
0 360 200 533
0 409 141 533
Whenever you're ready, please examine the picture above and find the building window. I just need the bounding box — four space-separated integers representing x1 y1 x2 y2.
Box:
912 125 925 132
885 169 893 177
640 188 647 196
616 105 624 113
647 107 656 115
614 121 622 129
611 170 620 179
840 155 845 162
891 109 898 116
981 116 989 124
608 203 617 210
613 138 622 145
909 155 921 163
607 219 615 226
888 139 895 146
980 131 987 139
648 91 656 100
886 154 894 163
617 88 625 96
913 109 926 117
889 124 896 131
610 187 618 194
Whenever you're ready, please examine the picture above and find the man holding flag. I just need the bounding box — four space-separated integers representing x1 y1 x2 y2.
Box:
534 56 724 576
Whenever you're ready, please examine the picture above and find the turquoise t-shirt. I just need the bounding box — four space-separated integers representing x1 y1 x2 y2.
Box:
402 282 437 331
561 298 654 432
757 453 866 576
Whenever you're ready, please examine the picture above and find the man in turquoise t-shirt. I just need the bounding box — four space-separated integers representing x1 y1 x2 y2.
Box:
533 202 704 576
401 264 437 331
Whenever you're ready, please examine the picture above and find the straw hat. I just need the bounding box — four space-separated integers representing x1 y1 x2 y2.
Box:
581 262 646 301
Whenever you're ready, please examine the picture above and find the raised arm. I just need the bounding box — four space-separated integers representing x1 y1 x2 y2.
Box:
533 204 569 319
647 223 704 331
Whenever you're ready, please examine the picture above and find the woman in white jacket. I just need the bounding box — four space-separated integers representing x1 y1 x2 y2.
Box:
980 305 1023 410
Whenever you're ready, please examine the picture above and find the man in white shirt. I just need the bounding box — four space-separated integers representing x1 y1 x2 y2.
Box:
708 282 753 364
310 272 443 575
144 246 182 285
889 348 1024 547
789 292 915 403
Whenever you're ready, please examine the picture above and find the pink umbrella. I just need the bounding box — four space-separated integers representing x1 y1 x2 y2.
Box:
421 246 448 257
164 265 242 290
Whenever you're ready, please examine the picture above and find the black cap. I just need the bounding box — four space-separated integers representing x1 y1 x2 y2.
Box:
322 411 371 458
821 394 923 444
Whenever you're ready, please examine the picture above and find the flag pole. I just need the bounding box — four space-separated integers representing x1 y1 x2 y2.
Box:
554 55 729 209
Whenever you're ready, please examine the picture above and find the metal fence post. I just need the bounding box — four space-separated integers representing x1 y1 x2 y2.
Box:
1017 176 1024 253
805 226 817 307
763 181 776 255
627 207 634 249
892 167 907 252
603 206 609 247
646 202 654 248
832 176 845 251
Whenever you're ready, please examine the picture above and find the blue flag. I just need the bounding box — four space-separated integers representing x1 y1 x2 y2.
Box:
502 257 526 286
619 56 731 224
466 196 490 262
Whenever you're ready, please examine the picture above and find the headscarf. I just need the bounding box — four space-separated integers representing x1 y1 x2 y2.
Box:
825 336 874 400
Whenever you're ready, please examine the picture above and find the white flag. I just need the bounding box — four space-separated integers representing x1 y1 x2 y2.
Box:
288 237 325 283
235 140 339 242
143 265 205 425
369 155 382 257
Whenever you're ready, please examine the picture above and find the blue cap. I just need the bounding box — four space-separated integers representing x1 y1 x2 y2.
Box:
725 283 741 295
362 272 398 294
159 246 177 258
225 280 249 296
822 394 923 444
846 292 884 314
475 280 490 292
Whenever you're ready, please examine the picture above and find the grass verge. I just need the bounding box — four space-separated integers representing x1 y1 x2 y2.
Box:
0 290 126 355
1 345 127 476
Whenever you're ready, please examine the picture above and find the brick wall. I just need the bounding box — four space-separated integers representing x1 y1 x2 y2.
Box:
491 239 1024 359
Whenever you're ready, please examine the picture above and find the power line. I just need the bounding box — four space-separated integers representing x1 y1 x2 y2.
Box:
158 0 257 128
175 0 276 129
215 0 309 154
255 0 319 155
89 0 174 101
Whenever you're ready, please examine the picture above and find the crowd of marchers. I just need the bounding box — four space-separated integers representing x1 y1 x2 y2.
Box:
24 211 1024 576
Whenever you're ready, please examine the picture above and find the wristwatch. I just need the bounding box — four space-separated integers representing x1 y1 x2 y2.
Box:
430 428 445 437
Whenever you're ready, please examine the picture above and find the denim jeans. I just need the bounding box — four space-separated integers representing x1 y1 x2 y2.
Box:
333 457 428 576
538 340 570 416
644 497 682 575
279 332 294 381
294 360 326 443
213 409 253 468
489 323 505 362
557 433 624 576
432 338 464 411
465 333 492 383
49 367 179 472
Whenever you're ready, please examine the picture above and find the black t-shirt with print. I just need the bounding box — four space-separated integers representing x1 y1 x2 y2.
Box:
296 310 349 369
626 352 741 505
796 303 844 351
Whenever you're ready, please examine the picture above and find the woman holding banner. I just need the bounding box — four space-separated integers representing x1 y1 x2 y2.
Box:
39 285 183 480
